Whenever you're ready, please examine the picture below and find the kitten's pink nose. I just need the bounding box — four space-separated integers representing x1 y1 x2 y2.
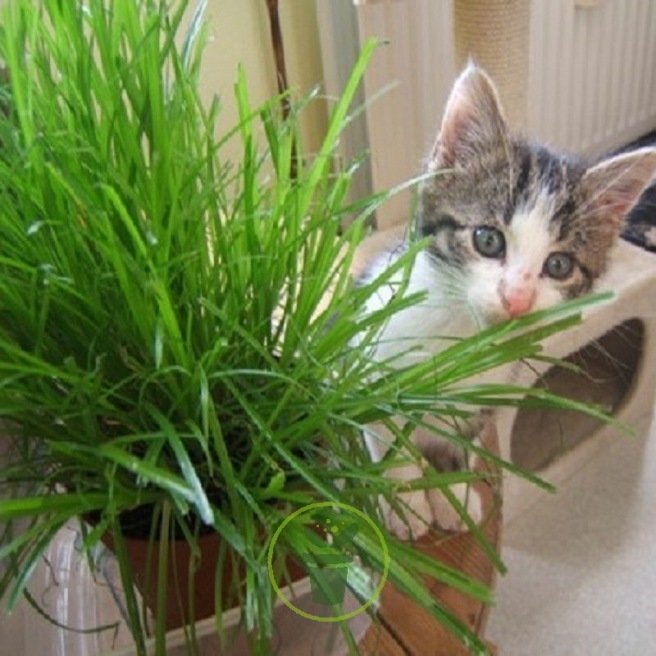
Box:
501 290 535 318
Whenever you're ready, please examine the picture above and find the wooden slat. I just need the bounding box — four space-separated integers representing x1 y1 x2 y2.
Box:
360 423 502 656
358 621 407 656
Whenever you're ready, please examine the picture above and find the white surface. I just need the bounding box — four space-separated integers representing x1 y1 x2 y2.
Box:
0 524 135 656
488 413 656 655
106 576 372 656
0 528 371 656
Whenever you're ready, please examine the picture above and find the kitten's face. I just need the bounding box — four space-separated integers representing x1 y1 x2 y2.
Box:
422 143 597 323
419 65 656 325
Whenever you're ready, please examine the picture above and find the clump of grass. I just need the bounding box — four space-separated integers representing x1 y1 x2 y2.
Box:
0 1 612 654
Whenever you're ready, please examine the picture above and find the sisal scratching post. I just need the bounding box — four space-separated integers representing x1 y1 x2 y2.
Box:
498 240 656 522
454 0 530 129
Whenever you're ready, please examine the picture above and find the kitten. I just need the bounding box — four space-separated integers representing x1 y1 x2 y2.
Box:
361 64 656 539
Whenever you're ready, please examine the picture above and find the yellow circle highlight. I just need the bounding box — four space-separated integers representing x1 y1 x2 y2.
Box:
266 501 389 623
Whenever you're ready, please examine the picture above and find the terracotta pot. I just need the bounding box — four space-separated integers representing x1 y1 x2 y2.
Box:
107 530 224 630
100 522 307 632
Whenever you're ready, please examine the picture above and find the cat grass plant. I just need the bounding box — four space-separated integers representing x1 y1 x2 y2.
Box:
0 1 613 655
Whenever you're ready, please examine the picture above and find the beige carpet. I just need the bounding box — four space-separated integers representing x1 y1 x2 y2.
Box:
487 413 656 655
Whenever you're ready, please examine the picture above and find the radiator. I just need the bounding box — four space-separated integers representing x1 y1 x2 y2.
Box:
528 0 656 156
317 0 656 228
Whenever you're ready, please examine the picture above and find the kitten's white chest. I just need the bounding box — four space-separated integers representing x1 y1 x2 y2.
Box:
363 251 479 367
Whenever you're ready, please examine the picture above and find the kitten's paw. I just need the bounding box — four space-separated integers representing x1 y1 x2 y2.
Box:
427 483 483 532
386 491 433 540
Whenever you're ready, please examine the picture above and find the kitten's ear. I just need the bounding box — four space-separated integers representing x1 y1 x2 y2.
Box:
581 148 656 227
430 64 508 169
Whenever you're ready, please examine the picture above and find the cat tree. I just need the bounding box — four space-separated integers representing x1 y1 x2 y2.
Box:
498 238 656 522
454 0 530 129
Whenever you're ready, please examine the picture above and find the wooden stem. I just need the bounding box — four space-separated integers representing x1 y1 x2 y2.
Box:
265 0 291 120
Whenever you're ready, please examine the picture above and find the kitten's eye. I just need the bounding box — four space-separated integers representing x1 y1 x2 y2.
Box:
543 252 574 280
473 226 505 258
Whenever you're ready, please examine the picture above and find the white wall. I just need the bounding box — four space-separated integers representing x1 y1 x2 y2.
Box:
196 0 328 161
